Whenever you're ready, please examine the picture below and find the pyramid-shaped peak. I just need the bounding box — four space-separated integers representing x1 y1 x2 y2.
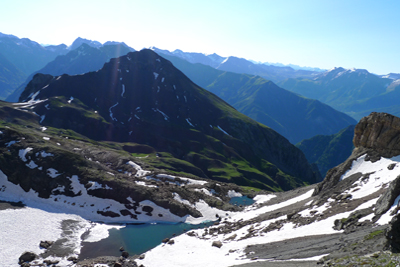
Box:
69 37 102 50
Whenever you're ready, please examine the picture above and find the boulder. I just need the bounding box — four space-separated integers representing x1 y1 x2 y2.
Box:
212 241 223 248
39 240 54 249
18 251 37 264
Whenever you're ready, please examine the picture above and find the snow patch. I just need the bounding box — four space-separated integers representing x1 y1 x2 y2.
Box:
127 161 151 177
19 147 33 162
186 118 194 127
121 84 125 97
217 125 231 136
109 102 119 121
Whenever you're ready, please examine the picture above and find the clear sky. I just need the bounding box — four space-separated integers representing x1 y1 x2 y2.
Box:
1 0 400 74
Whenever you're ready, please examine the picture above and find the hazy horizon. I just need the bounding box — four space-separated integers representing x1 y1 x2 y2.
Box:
1 0 400 74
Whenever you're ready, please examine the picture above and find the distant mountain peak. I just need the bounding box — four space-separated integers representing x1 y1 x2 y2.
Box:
69 37 102 50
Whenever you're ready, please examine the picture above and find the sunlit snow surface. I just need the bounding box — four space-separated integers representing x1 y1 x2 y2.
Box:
139 155 400 267
3 153 400 266
0 205 124 267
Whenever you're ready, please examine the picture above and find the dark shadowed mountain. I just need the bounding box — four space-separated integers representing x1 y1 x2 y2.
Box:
296 124 355 178
278 67 400 120
154 53 356 144
7 43 135 102
17 49 318 191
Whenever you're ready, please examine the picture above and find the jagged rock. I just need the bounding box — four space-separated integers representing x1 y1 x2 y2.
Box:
119 246 125 251
18 251 37 264
333 208 372 231
212 241 223 248
121 251 129 258
39 240 54 249
114 262 122 267
224 234 237 241
167 239 175 245
162 238 170 243
375 175 400 215
388 163 397 170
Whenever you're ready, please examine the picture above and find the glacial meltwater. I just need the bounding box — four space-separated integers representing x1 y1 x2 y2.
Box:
229 195 255 206
79 221 213 259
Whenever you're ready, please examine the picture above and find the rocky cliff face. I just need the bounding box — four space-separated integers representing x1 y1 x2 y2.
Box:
310 112 400 254
314 112 400 195
354 112 400 158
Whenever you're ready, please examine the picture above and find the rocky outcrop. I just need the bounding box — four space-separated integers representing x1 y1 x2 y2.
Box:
375 175 400 215
354 112 400 158
314 112 400 196
386 214 400 252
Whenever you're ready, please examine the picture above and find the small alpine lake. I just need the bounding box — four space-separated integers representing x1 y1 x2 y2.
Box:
79 221 214 259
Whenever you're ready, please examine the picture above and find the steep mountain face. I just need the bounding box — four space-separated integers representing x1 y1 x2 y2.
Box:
0 100 246 225
0 32 68 76
7 43 134 102
278 67 400 120
17 49 317 191
0 53 26 100
151 47 319 82
296 125 355 178
155 53 356 144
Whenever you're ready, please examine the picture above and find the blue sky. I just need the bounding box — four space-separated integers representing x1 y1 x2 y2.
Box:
1 0 400 74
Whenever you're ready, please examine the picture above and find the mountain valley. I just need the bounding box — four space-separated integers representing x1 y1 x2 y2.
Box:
1 32 400 267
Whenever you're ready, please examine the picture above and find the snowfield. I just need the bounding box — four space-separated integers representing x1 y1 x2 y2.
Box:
1 153 400 266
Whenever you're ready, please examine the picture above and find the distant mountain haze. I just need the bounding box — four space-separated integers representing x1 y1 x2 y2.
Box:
278 67 400 120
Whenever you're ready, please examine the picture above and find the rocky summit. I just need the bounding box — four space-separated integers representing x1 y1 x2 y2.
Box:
16 49 317 191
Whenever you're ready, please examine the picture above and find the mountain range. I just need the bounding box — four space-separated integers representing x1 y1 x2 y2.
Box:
16 49 318 191
2 32 400 266
0 33 357 145
278 67 400 120
155 53 356 144
0 33 135 101
151 47 320 83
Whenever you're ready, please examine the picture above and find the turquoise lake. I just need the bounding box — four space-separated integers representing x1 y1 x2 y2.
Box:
79 196 254 259
79 221 213 259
